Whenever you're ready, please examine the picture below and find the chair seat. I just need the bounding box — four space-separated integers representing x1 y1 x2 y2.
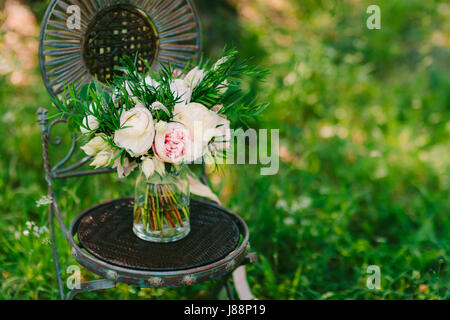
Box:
69 198 251 288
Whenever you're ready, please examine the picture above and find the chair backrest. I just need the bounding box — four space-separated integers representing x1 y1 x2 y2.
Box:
39 0 202 102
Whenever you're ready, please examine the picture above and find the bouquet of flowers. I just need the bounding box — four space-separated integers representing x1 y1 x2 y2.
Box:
56 49 267 242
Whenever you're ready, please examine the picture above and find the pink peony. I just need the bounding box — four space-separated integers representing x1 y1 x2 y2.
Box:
154 123 191 164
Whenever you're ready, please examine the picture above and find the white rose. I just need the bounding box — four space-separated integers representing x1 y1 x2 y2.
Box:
122 81 139 104
144 75 160 88
184 66 205 89
112 153 138 178
80 135 109 156
80 114 99 134
135 101 145 109
141 157 155 179
170 78 192 111
112 81 138 104
114 106 155 157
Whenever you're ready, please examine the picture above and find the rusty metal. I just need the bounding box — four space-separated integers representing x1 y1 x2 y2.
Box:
66 279 117 300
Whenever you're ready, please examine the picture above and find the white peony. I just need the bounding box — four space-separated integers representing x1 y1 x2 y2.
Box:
114 106 155 157
184 66 205 89
81 135 109 156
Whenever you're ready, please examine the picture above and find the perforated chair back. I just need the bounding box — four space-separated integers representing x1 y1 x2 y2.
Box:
39 0 201 101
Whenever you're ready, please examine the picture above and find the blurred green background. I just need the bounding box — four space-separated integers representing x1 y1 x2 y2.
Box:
0 0 449 299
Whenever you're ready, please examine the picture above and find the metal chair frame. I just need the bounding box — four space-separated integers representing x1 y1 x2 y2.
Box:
37 0 257 300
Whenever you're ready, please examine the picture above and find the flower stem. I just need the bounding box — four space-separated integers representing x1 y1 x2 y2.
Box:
143 184 149 230
135 208 142 224
163 186 183 227
167 185 190 222
154 185 160 230
150 192 157 231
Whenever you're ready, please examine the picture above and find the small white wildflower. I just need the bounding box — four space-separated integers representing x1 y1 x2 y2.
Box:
2 112 15 123
41 238 51 246
275 199 289 211
36 196 53 207
39 226 49 234
284 217 295 226
291 196 312 211
23 230 30 236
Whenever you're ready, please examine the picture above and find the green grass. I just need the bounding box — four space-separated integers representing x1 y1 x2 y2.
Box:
0 0 449 299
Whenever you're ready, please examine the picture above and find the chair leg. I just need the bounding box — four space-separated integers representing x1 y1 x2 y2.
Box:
66 280 117 300
225 279 236 300
49 205 65 300
232 266 255 300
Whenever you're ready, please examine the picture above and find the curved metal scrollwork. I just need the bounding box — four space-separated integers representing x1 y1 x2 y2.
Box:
48 119 78 173
39 109 115 179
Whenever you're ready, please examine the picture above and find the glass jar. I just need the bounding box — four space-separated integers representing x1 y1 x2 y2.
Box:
133 165 190 243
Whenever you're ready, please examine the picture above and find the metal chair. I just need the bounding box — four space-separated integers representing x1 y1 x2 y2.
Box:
38 0 257 300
